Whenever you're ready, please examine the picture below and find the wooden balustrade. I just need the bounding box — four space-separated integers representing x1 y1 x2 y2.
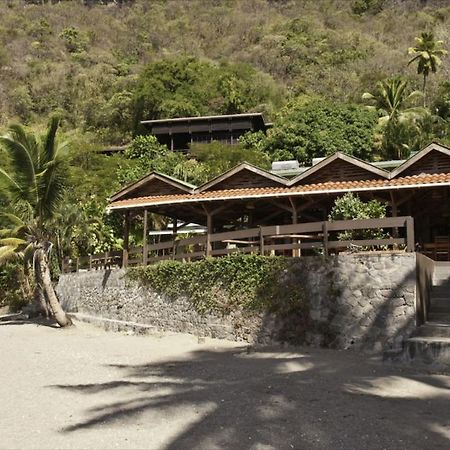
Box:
62 216 414 273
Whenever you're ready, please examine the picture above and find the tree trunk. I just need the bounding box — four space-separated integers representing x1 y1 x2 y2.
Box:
423 73 427 108
34 284 50 318
32 260 50 318
35 246 73 327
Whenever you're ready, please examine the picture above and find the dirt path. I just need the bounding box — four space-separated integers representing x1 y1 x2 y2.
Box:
0 320 449 450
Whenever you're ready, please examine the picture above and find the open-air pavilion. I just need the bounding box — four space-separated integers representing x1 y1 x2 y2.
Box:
63 142 450 271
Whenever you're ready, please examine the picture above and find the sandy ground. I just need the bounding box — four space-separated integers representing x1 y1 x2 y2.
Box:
0 320 450 450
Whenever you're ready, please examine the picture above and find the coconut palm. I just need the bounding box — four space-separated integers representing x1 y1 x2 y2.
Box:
0 117 73 327
408 32 448 107
363 77 427 159
362 77 425 126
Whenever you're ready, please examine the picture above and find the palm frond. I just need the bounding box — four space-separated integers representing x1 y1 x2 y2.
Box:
0 245 20 265
43 116 61 164
0 135 38 205
0 212 24 227
0 237 27 247
0 167 21 192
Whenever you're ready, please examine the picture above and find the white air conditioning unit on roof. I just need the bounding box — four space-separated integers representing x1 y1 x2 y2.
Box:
271 160 300 171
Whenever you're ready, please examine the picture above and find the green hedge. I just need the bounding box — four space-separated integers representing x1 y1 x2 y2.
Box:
128 254 307 316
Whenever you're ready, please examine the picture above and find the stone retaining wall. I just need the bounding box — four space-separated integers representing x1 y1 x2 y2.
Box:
56 253 417 352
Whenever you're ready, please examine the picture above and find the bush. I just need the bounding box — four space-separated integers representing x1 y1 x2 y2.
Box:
128 254 307 316
0 263 32 312
329 193 389 243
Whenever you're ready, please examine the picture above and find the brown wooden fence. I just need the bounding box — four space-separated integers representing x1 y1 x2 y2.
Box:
62 216 415 273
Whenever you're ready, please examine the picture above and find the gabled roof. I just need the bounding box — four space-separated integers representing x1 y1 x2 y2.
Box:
196 162 288 192
108 172 450 211
110 172 196 202
288 152 389 186
390 142 450 178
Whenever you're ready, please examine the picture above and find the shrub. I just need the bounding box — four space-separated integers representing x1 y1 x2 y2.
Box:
128 254 307 316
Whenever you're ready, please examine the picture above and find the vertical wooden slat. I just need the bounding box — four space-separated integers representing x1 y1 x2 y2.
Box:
206 213 212 257
75 257 79 273
406 216 415 252
89 255 92 271
289 197 299 257
390 192 398 238
259 226 264 256
172 217 178 260
322 221 329 256
122 211 130 268
104 251 108 269
143 209 148 266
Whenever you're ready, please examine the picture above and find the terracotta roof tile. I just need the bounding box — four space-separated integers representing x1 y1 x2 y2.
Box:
109 173 450 210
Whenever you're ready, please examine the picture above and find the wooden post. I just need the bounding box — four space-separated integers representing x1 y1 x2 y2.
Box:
289 197 299 257
259 226 265 256
172 217 178 260
322 221 329 256
206 212 213 257
122 211 130 268
143 209 148 266
390 192 399 238
104 251 108 269
75 257 79 273
89 255 92 271
406 216 415 252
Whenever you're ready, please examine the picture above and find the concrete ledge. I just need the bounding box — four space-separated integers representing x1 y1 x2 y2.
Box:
69 313 156 335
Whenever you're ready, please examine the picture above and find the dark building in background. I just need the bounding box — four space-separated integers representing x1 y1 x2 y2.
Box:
140 113 271 152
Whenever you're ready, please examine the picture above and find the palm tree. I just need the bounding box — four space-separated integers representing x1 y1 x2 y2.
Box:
408 31 448 107
0 118 73 327
362 77 426 159
362 77 425 126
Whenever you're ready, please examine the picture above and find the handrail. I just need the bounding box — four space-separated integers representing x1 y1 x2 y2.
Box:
62 216 415 273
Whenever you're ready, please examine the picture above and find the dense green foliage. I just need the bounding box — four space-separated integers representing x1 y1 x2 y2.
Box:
1 0 449 145
117 135 271 186
0 0 449 294
263 97 378 163
329 193 389 242
133 57 282 134
128 254 307 316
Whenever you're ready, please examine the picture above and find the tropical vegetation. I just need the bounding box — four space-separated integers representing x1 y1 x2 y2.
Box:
0 0 450 312
0 118 72 326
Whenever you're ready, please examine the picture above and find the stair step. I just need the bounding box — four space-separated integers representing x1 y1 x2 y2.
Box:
430 307 450 314
431 286 450 294
395 337 450 367
432 279 450 286
427 312 450 322
413 323 450 338
430 296 450 302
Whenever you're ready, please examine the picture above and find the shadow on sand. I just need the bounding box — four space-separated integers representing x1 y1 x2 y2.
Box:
50 344 450 450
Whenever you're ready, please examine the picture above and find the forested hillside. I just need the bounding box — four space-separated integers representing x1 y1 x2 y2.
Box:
1 0 449 145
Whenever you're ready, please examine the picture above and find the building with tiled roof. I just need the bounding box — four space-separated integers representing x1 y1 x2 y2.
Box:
109 142 450 261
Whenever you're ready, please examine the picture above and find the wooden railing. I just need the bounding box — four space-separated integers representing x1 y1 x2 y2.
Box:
62 216 415 273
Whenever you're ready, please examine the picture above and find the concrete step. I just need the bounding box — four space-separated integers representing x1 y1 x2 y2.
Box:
68 312 156 335
432 278 450 286
431 286 450 295
413 322 450 338
430 296 450 303
384 337 450 368
402 337 450 367
430 306 450 314
427 312 450 323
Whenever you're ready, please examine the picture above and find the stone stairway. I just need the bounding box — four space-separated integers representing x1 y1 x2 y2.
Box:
401 262 450 367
